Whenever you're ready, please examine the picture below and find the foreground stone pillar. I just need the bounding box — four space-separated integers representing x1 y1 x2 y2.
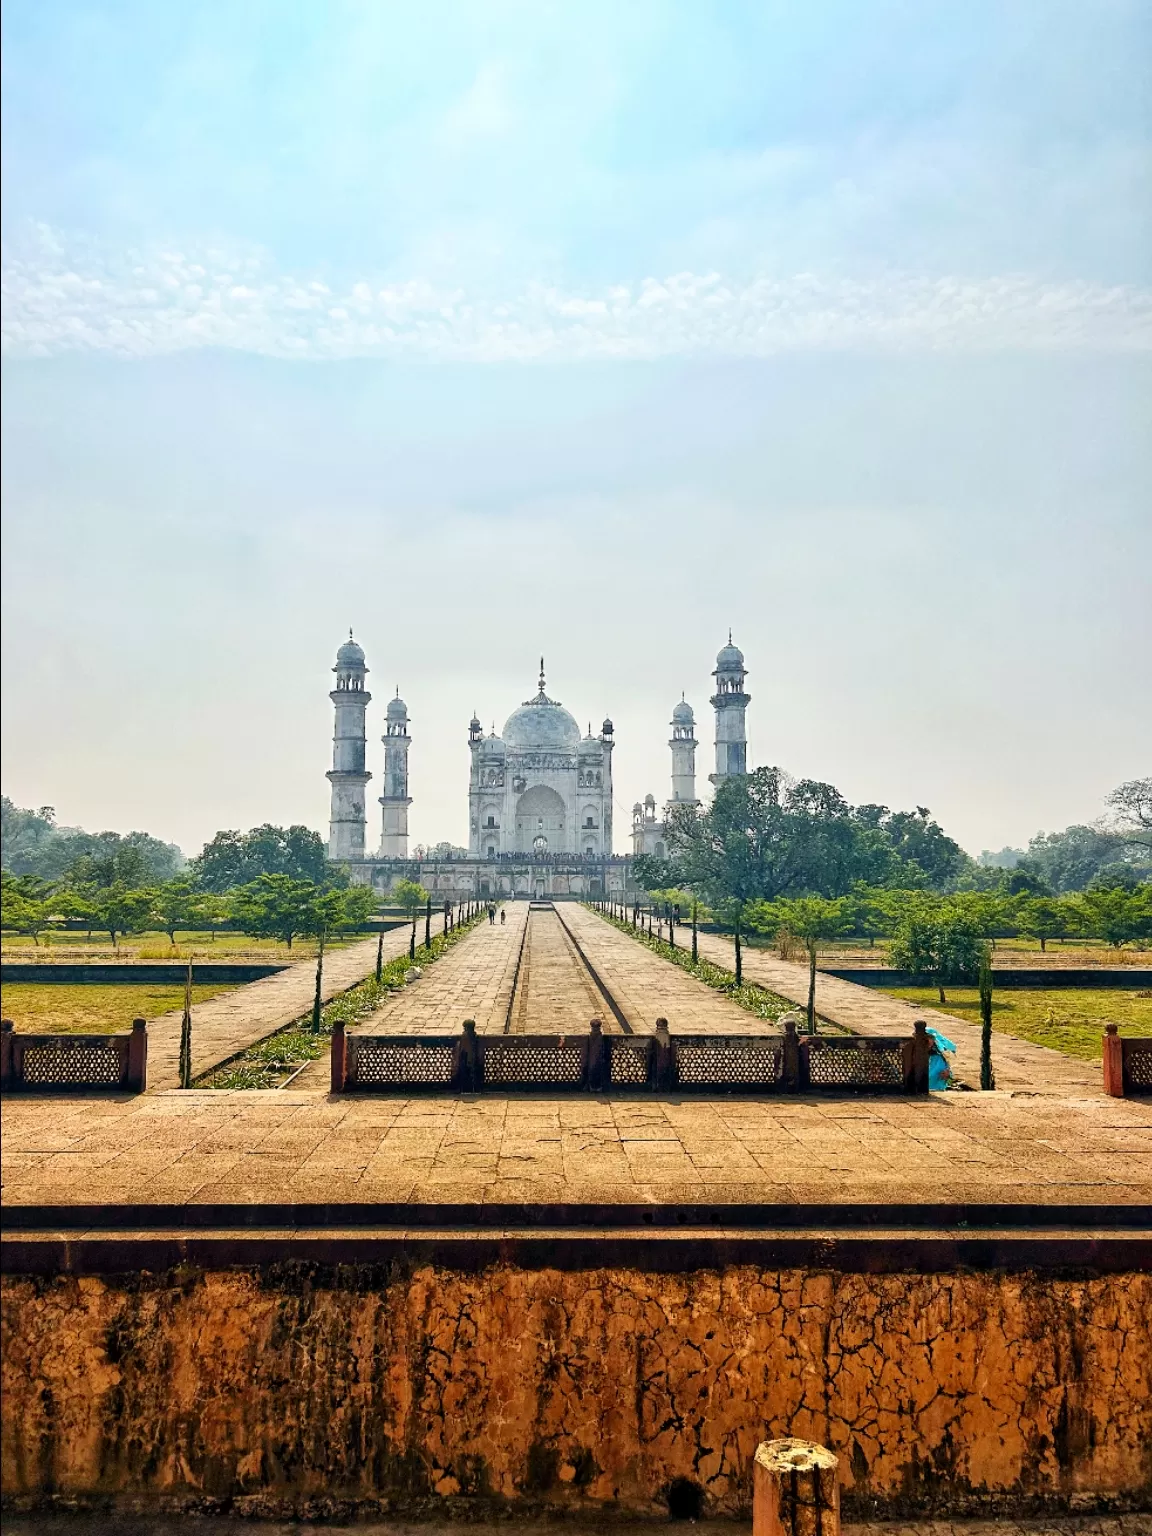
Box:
753 1439 839 1536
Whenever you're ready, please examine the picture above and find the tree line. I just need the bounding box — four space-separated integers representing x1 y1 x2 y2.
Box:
0 813 377 948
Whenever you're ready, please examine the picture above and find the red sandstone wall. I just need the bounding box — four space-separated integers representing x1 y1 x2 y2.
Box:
2 1265 1149 1516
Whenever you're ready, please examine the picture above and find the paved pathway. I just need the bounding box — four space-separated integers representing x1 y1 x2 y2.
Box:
560 905 796 1036
688 928 1102 1095
511 906 606 1034
145 917 446 1092
2 1086 1148 1209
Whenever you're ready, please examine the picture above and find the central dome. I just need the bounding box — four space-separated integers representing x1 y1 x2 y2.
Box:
502 691 581 751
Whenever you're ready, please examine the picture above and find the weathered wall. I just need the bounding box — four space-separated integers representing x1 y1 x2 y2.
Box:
2 1264 1149 1518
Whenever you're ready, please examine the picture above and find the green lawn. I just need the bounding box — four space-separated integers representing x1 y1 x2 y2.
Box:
2 929 360 963
881 986 1152 1061
2 982 237 1035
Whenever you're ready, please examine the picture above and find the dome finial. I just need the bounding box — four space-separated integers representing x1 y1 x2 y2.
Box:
538 655 546 693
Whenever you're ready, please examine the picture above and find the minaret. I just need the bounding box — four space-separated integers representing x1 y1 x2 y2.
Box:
378 689 412 858
669 695 698 805
327 632 371 862
709 633 750 785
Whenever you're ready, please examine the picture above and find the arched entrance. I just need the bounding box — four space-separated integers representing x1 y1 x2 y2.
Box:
515 783 567 854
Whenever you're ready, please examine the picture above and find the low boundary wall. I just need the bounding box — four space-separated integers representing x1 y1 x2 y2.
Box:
2 1243 1149 1519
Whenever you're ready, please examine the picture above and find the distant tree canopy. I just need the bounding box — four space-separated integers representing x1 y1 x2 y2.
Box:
659 769 967 915
1 798 185 885
190 824 336 892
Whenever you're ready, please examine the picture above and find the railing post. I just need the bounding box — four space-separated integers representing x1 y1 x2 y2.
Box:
909 1019 931 1092
331 1017 348 1092
127 1017 148 1092
1 1019 14 1092
587 1018 606 1091
653 1017 673 1091
455 1018 480 1092
1102 1022 1124 1097
753 1439 839 1536
780 1014 801 1091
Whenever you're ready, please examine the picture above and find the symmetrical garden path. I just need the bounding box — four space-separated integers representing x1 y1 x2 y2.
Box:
3 1084 1147 1209
690 928 1102 1095
144 916 446 1092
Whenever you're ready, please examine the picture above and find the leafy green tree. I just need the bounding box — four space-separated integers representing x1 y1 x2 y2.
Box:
632 854 680 893
1 800 185 885
1017 824 1127 893
0 872 56 944
88 883 157 948
1014 895 1069 952
749 895 856 1032
191 824 333 892
851 804 967 889
1076 886 1152 949
0 799 59 874
888 902 986 1005
391 879 430 920
151 878 212 945
66 841 155 889
231 875 321 949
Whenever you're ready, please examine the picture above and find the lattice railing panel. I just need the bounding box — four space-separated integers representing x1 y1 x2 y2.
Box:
808 1043 904 1087
675 1041 783 1087
1125 1042 1152 1090
354 1042 455 1086
609 1043 650 1085
483 1042 584 1085
21 1042 123 1087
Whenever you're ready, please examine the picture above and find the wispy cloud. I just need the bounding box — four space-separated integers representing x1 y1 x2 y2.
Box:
4 225 1149 361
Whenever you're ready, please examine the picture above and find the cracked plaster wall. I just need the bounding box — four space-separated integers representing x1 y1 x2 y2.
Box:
2 1265 1149 1516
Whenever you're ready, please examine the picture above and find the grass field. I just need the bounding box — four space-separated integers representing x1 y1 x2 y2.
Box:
2 982 237 1035
1 929 362 963
881 985 1152 1061
802 937 1152 969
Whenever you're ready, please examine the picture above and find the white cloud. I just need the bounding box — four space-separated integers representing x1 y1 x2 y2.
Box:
3 223 1149 362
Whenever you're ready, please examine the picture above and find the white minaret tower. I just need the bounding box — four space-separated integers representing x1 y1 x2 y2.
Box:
327 632 371 862
669 695 698 806
378 690 412 858
710 634 750 786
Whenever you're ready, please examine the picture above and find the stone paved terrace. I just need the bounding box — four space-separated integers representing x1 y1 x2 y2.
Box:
138 915 446 1091
3 1086 1148 1209
687 926 1103 1095
559 903 769 1036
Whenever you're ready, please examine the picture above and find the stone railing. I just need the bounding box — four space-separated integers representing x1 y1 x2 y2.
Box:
1102 1023 1152 1097
332 1017 931 1095
0 1018 148 1094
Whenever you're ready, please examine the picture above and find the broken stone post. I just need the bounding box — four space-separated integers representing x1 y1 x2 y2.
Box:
330 1017 347 1093
127 1018 148 1093
753 1438 839 1536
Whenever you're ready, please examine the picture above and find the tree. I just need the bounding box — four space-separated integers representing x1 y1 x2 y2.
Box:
1014 895 1068 952
0 799 59 874
1103 778 1152 851
1017 824 1126 893
391 879 430 920
191 824 333 892
87 883 157 947
151 878 212 945
851 804 967 889
66 841 155 890
0 800 185 885
1076 886 1152 949
0 872 55 945
231 875 322 950
749 895 856 1033
888 902 986 1005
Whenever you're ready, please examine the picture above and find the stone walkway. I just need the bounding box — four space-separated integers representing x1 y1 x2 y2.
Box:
689 928 1102 1095
559 905 767 1036
2 1086 1149 1208
144 917 446 1092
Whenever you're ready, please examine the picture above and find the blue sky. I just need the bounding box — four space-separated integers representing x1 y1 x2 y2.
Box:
2 1 1149 854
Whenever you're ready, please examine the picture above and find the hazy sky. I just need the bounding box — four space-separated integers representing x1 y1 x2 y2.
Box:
2 0 1149 859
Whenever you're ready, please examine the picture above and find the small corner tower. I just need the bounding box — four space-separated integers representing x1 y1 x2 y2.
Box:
669 695 698 806
327 631 371 862
709 633 750 786
378 689 413 858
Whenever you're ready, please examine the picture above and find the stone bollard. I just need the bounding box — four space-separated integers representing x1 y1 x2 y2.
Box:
1102 1022 1124 1097
753 1439 839 1536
